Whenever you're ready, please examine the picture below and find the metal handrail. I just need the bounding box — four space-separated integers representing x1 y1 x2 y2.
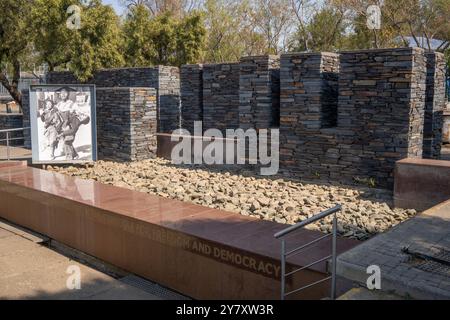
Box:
274 204 341 300
0 127 29 133
274 205 341 238
0 137 25 142
0 127 30 160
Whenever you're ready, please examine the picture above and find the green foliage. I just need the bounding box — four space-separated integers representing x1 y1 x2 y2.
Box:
2 0 450 108
353 176 377 188
32 0 124 81
72 1 124 80
0 0 34 107
122 4 206 67
0 0 32 68
122 4 154 67
31 0 74 71
203 0 268 63
176 12 206 65
291 7 348 52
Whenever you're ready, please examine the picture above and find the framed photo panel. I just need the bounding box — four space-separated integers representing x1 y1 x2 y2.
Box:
29 84 97 164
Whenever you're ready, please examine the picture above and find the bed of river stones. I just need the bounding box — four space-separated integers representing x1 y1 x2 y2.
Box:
46 159 418 241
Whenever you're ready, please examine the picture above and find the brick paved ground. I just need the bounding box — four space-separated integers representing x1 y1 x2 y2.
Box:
336 199 450 299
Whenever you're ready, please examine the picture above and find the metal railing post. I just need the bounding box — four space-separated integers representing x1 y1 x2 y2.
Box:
331 212 338 300
274 205 342 300
6 131 10 161
0 127 30 160
281 239 286 300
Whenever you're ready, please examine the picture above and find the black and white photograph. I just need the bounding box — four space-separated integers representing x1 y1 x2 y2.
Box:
29 85 97 163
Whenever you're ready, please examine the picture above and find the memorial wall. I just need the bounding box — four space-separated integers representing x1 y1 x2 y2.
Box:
279 52 340 181
46 66 180 134
19 49 447 188
423 52 446 159
336 48 427 187
279 49 445 188
202 62 240 132
239 55 280 130
180 64 203 133
96 87 157 161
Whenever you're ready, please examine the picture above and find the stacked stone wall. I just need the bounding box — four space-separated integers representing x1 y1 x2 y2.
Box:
423 52 446 159
202 63 240 132
47 68 159 87
280 48 428 188
157 66 181 133
47 67 180 134
239 55 280 130
279 53 340 182
337 48 427 186
96 87 157 161
22 90 31 149
180 64 203 133
22 50 446 189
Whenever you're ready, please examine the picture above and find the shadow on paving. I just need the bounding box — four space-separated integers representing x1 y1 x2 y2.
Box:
337 208 450 299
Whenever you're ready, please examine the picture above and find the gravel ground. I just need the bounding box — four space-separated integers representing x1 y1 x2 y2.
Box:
46 159 418 241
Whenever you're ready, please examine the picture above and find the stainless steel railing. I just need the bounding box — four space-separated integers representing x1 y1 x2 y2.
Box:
274 204 341 300
0 127 30 160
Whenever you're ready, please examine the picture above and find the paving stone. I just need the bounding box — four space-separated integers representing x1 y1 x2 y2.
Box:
336 204 450 299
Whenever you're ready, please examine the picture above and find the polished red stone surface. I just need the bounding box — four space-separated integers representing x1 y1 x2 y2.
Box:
0 164 357 270
0 162 359 299
394 158 450 211
0 161 26 169
397 157 450 168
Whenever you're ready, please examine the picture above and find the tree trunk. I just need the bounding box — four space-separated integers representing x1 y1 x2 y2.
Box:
0 60 23 113
372 30 379 49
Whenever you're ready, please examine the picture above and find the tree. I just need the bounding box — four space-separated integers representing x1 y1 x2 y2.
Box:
331 0 450 51
0 0 34 109
290 6 347 52
203 0 238 62
251 0 295 54
122 4 206 66
121 0 201 17
32 0 124 81
433 0 450 52
330 0 401 49
203 0 267 63
122 4 155 66
176 11 206 64
289 0 323 51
